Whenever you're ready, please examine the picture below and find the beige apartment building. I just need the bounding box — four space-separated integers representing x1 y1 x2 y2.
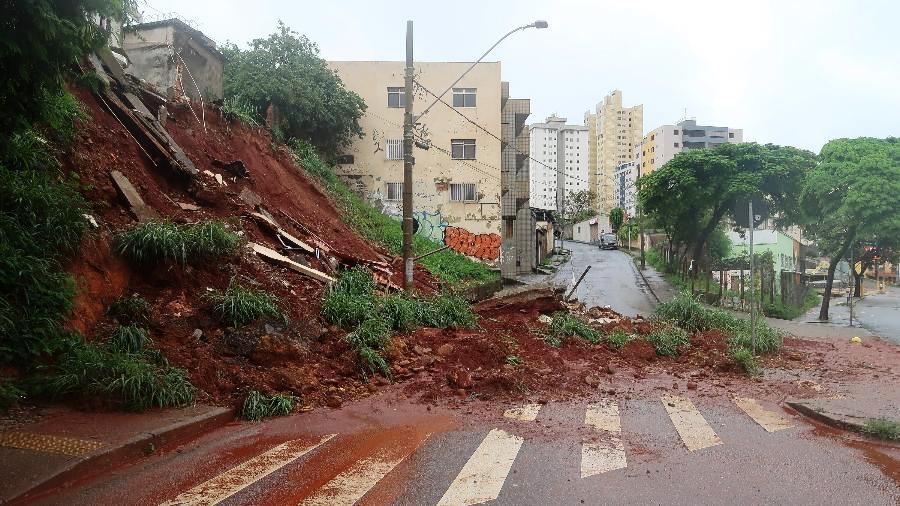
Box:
637 119 744 175
328 61 503 245
585 90 643 213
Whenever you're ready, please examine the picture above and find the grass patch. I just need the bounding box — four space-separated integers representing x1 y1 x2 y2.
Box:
606 330 632 349
241 390 296 421
324 267 477 378
109 295 151 325
645 324 690 357
728 346 760 375
42 336 194 411
207 278 286 327
861 418 900 441
291 141 497 287
222 96 261 128
543 312 602 347
505 355 523 366
763 291 821 320
115 220 240 265
107 324 151 354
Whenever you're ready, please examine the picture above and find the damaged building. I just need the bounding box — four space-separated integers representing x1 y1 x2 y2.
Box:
122 18 225 103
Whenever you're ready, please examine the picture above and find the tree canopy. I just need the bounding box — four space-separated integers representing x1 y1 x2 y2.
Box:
799 137 900 318
222 22 366 155
638 142 815 272
609 208 624 232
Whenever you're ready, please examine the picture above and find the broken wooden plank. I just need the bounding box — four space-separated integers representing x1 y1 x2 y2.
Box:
248 242 334 283
123 92 155 118
248 212 316 254
109 170 159 222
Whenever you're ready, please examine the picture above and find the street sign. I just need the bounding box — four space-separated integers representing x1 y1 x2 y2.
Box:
854 261 862 275
733 197 768 228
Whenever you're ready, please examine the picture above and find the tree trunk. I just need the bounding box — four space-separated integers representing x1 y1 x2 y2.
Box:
690 204 729 268
819 232 856 320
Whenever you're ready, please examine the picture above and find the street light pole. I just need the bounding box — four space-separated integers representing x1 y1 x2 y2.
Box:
401 20 548 290
402 20 415 290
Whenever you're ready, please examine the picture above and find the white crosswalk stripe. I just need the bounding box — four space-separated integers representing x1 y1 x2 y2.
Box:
437 428 523 506
160 434 335 506
733 397 795 432
299 435 428 506
503 403 542 422
582 399 627 477
662 395 722 452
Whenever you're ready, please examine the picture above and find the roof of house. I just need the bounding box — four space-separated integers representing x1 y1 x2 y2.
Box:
125 18 224 61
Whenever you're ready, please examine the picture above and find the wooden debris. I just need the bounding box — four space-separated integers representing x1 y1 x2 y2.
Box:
176 202 201 211
248 242 333 283
109 170 159 222
248 212 315 254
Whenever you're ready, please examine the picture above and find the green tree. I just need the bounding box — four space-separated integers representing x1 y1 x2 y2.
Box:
639 143 814 274
800 138 900 319
562 189 596 223
609 208 624 232
222 22 366 155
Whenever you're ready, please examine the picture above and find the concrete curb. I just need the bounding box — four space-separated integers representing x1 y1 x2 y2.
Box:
8 406 234 504
786 400 867 433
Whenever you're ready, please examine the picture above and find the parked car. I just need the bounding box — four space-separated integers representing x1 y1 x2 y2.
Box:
599 233 618 250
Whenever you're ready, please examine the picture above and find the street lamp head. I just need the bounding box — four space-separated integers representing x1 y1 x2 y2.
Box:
532 20 549 29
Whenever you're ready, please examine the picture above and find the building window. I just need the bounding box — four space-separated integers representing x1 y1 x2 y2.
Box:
673 129 679 135
729 132 735 138
452 88 477 107
450 183 476 202
387 87 406 108
385 182 403 201
451 139 476 159
674 142 680 147
385 139 404 160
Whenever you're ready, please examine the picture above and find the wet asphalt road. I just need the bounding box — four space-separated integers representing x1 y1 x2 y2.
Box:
31 390 899 505
549 242 657 318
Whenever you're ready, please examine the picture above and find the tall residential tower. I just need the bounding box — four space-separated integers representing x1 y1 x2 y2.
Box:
585 90 643 213
528 115 589 213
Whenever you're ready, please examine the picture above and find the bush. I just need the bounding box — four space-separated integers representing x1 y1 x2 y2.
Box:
241 390 296 421
543 312 602 347
862 418 900 441
321 266 378 328
109 294 151 325
0 378 24 410
44 337 194 411
221 96 261 128
416 292 478 329
207 278 286 327
107 324 151 354
606 330 632 349
379 294 420 333
115 220 240 265
645 324 690 357
729 346 760 375
345 318 391 350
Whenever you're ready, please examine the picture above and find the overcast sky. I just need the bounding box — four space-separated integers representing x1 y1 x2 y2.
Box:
142 0 898 152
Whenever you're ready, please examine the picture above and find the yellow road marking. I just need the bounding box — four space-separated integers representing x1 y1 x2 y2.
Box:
437 429 523 506
584 399 622 433
160 434 335 506
503 404 542 422
734 397 795 432
0 431 103 456
662 395 722 452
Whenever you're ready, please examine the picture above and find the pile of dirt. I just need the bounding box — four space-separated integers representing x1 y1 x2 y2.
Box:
61 86 438 408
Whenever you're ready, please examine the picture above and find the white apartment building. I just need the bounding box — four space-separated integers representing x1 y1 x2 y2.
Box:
528 115 589 212
613 160 637 217
637 118 744 175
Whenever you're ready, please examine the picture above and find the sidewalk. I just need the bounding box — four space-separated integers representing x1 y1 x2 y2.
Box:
0 403 232 503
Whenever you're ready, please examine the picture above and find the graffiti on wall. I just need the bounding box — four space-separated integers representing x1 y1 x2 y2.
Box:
444 226 501 260
413 210 448 244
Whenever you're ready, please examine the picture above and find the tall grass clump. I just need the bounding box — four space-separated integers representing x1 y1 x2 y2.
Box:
115 220 240 265
291 141 497 287
645 324 690 356
107 324 152 354
109 294 151 325
241 390 296 421
221 96 261 128
728 346 760 375
606 330 632 349
44 337 194 411
207 278 286 327
862 418 900 441
321 266 378 328
543 312 602 347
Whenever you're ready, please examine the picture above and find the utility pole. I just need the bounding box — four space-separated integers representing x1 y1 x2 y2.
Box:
402 20 415 291
748 200 756 352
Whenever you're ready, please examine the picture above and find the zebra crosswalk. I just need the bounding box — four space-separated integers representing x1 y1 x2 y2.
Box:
156 396 797 506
